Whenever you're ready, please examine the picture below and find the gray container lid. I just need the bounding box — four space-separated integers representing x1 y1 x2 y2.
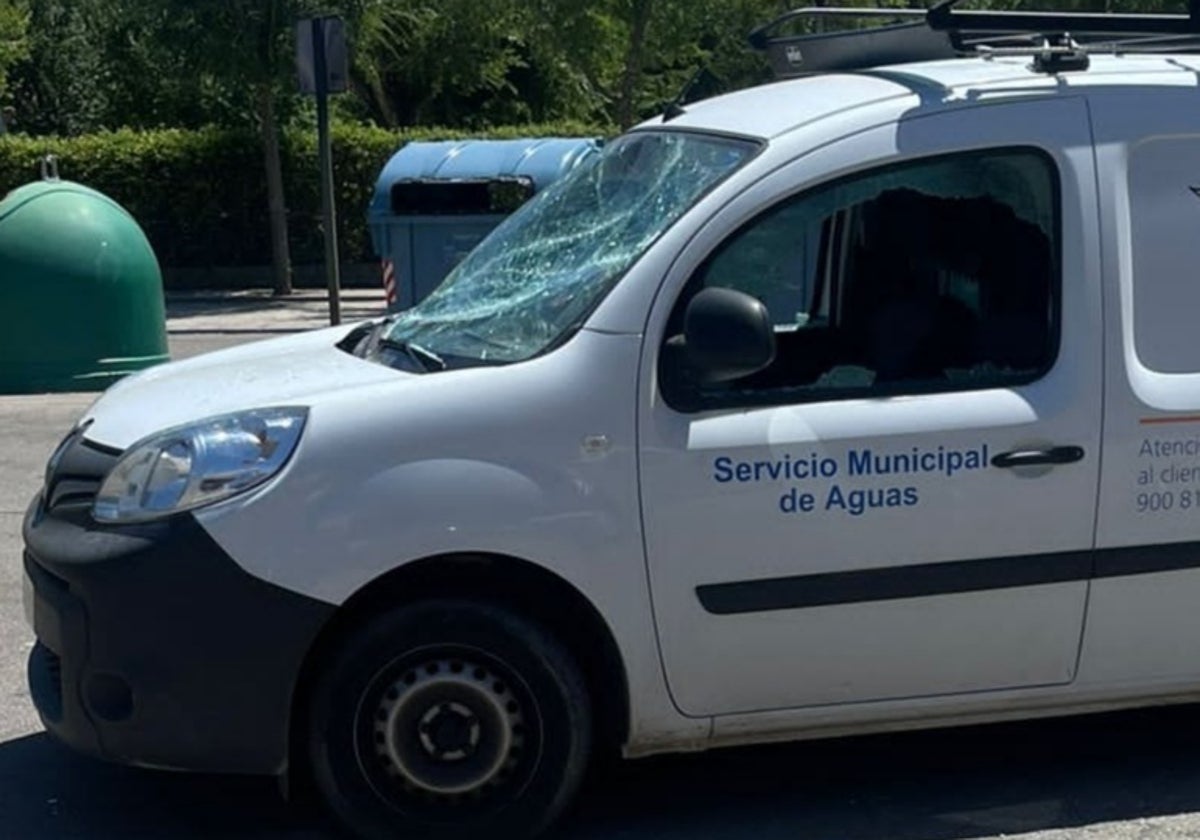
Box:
368 137 601 221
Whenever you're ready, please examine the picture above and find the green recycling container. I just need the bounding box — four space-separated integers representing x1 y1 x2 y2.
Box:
0 175 169 393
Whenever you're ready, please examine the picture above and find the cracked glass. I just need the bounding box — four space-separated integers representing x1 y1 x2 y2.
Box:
382 131 758 365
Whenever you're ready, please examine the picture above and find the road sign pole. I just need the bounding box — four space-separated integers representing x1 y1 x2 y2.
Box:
313 18 342 327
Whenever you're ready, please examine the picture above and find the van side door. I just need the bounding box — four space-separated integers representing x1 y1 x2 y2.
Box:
1080 88 1200 689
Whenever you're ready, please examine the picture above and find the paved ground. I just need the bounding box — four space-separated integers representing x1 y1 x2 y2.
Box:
7 291 1200 838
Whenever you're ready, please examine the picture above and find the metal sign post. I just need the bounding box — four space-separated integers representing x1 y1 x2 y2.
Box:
297 17 349 326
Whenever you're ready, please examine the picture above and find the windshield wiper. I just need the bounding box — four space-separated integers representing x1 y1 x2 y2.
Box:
376 336 447 372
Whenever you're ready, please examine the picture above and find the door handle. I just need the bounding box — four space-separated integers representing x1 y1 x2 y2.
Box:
991 446 1085 469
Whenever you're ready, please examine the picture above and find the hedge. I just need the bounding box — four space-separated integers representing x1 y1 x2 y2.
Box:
0 121 610 278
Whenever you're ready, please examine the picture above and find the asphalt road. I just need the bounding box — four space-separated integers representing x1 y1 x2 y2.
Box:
7 292 1200 839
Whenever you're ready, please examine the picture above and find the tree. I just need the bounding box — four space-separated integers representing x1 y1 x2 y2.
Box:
343 0 418 127
0 0 26 101
123 0 304 295
510 0 780 130
7 0 1194 278
5 1 109 136
117 0 443 294
340 0 538 127
6 0 234 135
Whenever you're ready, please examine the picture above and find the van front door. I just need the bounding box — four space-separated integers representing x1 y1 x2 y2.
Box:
638 100 1103 717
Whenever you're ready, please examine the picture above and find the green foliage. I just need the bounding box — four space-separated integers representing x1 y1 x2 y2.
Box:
341 0 549 126
5 0 1196 135
5 1 107 135
0 0 26 98
0 122 608 271
1 0 1194 278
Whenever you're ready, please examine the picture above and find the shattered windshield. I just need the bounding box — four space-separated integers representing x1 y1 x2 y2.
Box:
381 131 758 364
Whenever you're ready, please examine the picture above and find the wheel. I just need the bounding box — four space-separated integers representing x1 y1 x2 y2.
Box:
306 599 592 839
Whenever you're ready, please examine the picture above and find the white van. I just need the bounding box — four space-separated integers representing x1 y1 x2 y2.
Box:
23 4 1200 837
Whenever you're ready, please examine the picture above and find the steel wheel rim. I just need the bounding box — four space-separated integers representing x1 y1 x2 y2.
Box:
356 647 540 817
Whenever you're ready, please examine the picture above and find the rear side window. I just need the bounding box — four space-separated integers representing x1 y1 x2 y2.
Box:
1129 137 1200 374
662 147 1060 410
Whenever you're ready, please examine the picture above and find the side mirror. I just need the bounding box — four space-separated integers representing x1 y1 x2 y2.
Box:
684 287 776 384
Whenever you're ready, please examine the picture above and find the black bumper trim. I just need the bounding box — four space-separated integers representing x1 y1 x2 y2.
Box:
23 495 336 775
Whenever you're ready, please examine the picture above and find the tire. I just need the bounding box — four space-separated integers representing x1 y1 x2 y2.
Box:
306 598 593 839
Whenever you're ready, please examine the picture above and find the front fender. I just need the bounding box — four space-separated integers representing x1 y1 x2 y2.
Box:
193 330 706 750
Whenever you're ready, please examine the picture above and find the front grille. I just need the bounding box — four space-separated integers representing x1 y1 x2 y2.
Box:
47 478 102 510
44 436 120 513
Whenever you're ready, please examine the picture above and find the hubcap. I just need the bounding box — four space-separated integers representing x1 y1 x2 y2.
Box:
372 658 525 798
418 701 480 761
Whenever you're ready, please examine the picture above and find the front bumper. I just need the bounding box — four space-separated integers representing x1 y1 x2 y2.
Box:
22 439 335 775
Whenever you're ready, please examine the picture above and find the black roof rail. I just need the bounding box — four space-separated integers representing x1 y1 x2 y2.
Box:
927 0 1199 37
750 10 955 78
751 2 1200 78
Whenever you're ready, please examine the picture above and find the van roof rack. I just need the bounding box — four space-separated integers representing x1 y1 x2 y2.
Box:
750 1 1200 77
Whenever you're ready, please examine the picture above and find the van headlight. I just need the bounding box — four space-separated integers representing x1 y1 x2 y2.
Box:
92 407 308 524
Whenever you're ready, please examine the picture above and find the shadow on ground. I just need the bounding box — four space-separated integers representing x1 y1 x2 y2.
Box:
7 706 1200 838
0 733 320 838
570 704 1200 839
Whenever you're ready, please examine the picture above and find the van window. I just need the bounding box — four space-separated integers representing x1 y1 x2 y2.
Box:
1129 137 1200 374
661 148 1060 410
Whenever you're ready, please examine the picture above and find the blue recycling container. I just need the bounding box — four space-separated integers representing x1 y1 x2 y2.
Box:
368 138 601 311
